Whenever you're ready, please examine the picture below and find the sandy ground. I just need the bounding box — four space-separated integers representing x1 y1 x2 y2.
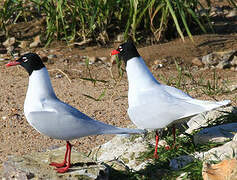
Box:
0 31 237 178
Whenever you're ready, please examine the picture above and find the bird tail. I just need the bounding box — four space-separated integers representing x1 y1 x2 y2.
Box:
197 99 231 110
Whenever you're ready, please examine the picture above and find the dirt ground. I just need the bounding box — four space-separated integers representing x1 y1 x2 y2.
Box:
1 2 237 173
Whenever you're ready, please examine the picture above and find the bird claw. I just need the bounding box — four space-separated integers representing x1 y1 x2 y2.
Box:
154 154 159 159
56 166 70 173
49 162 66 168
165 145 171 150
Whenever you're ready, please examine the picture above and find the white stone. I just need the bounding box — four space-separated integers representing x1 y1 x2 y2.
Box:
195 140 237 162
193 123 237 145
90 135 150 171
186 107 235 134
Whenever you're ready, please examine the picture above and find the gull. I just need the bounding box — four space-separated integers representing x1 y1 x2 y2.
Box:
111 42 230 158
6 53 145 173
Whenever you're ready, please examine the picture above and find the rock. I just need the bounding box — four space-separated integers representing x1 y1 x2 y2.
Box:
115 34 125 42
48 54 57 59
2 146 109 179
229 84 237 91
226 9 237 18
193 123 237 145
6 46 15 55
186 106 235 134
202 53 218 66
231 67 237 71
192 57 203 66
88 56 98 64
231 55 237 66
196 134 237 162
30 35 41 48
169 155 195 170
202 159 237 180
19 41 30 49
201 50 236 68
89 135 150 171
3 37 16 48
216 60 231 69
98 56 108 63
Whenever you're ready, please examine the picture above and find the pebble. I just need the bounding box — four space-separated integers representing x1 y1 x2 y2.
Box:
3 37 16 48
88 56 97 64
115 34 125 42
19 41 29 49
226 9 237 18
30 35 41 48
216 60 231 69
47 54 57 59
56 74 63 78
229 84 237 91
192 57 203 66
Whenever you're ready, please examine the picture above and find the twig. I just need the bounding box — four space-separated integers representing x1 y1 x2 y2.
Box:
48 68 72 83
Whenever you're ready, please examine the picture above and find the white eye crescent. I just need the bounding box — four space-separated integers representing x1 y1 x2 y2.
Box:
23 56 28 62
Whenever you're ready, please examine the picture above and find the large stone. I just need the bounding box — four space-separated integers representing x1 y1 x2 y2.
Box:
193 123 237 145
202 159 237 180
186 106 236 134
201 51 237 68
196 134 237 162
2 146 109 180
89 135 150 171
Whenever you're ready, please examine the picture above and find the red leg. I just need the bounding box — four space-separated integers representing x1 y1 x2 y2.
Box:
154 130 159 159
49 141 69 168
172 124 176 148
56 141 72 173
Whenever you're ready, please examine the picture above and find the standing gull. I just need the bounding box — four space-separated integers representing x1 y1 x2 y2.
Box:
6 53 145 173
111 42 230 158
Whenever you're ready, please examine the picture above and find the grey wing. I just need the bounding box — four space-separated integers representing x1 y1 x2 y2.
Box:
27 98 145 140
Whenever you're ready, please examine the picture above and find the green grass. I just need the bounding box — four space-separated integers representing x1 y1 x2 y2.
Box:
2 0 236 45
158 62 232 98
108 127 229 179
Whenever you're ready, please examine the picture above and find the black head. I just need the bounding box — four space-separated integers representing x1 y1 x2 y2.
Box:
6 53 45 75
111 42 140 65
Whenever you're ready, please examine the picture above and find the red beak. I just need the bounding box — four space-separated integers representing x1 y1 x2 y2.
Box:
111 49 120 55
6 60 21 67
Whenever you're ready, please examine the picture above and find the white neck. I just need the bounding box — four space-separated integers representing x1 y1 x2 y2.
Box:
24 67 56 115
126 57 159 90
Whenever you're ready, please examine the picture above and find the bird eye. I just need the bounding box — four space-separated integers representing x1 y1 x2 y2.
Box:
22 57 28 62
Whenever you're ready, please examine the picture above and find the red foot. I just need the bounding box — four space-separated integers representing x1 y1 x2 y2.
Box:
154 153 159 159
50 141 72 173
49 162 66 168
165 145 171 150
56 166 70 173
